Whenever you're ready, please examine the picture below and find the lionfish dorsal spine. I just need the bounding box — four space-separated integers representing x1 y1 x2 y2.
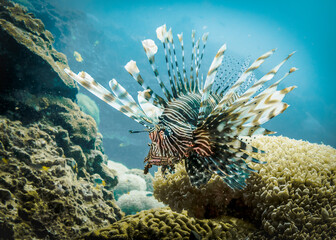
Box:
177 32 190 92
197 43 227 124
124 60 167 109
108 78 152 123
168 29 186 95
138 90 164 123
189 30 196 92
157 25 179 99
193 39 201 93
166 28 181 95
198 32 209 71
142 39 173 102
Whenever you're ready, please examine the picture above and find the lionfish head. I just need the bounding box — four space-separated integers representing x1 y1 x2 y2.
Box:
143 124 180 174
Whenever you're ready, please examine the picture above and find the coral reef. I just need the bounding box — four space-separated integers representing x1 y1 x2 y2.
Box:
108 161 162 215
245 136 336 239
126 168 154 192
0 117 123 239
0 0 78 99
153 163 239 219
113 173 147 200
153 136 336 239
0 91 118 190
81 207 255 240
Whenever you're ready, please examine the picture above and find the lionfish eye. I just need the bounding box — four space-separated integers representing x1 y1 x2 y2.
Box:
164 127 172 136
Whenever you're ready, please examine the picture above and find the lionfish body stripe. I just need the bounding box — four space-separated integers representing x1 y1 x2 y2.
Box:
65 24 296 190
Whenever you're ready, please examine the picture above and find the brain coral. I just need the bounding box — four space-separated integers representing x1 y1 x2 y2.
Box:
81 207 255 240
153 136 336 239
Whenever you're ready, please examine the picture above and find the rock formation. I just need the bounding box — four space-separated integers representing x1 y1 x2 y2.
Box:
0 1 123 239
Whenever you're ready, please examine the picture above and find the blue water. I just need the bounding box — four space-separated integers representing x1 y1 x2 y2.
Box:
21 0 336 169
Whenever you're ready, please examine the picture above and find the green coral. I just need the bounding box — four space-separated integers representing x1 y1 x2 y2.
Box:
81 207 255 240
153 136 336 239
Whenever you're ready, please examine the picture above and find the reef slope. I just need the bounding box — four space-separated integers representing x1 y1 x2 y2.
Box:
0 1 123 239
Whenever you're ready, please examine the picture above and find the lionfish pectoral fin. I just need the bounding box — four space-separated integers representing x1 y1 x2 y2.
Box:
185 154 213 187
64 68 152 128
190 113 268 189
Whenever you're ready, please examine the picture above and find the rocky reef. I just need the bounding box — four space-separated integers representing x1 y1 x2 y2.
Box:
0 117 122 239
0 0 77 99
0 1 123 239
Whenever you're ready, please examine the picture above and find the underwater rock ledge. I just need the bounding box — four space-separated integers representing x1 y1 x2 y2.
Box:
0 0 78 99
0 1 124 239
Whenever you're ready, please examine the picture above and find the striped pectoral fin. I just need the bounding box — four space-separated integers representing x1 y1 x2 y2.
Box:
212 49 276 116
64 68 151 127
234 85 295 127
206 154 252 190
191 115 266 189
109 78 151 121
185 154 213 187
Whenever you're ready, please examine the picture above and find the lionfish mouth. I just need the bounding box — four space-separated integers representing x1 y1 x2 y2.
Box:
143 147 180 174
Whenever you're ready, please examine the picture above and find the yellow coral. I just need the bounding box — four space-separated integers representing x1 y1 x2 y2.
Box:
153 136 336 239
81 207 254 239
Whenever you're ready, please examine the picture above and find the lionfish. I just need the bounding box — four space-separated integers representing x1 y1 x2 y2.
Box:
65 24 297 190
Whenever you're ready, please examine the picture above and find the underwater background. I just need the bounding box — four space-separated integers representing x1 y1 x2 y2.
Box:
14 0 336 170
0 0 335 239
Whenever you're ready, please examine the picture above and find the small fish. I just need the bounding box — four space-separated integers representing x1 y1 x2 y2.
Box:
41 166 50 171
2 158 8 164
146 192 153 197
94 40 99 46
65 24 297 190
73 51 84 62
93 178 105 186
